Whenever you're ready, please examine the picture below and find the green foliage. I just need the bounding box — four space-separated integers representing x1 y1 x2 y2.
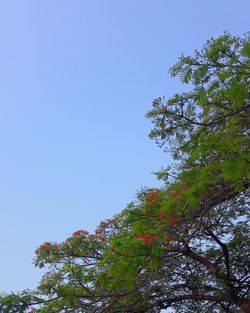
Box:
0 32 249 313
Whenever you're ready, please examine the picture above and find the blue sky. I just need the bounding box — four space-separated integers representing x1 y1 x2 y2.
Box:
0 0 249 295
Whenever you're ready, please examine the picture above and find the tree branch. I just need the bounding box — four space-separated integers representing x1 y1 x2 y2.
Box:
205 228 230 279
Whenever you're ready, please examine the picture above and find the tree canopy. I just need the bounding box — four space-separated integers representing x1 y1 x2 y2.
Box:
1 32 250 313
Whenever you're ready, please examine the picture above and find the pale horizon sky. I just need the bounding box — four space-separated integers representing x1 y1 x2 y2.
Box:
0 0 249 302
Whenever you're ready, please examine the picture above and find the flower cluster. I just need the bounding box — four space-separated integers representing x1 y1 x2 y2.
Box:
158 211 163 220
72 230 89 236
167 214 180 228
135 234 156 246
35 242 52 255
147 189 160 204
144 205 179 226
137 208 180 246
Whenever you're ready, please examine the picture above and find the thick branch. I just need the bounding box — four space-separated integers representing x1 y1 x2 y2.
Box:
205 228 230 279
157 293 236 308
182 245 218 275
191 181 249 218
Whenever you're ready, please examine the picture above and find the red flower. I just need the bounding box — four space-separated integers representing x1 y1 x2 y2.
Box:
170 214 179 224
35 242 52 255
158 211 163 220
147 189 160 204
166 214 180 228
73 230 89 236
73 230 81 236
145 208 149 215
135 234 156 246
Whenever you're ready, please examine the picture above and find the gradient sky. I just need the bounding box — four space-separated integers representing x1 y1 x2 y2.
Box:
0 0 249 299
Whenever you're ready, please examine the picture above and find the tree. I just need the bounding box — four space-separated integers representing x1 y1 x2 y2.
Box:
1 32 249 313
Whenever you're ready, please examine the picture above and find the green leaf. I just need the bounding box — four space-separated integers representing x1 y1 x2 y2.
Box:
241 43 250 57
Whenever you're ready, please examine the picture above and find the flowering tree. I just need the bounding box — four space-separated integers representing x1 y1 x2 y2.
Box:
0 32 249 313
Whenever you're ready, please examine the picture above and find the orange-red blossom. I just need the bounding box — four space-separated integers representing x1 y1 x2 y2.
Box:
135 234 156 246
147 189 160 204
35 242 52 255
137 209 180 245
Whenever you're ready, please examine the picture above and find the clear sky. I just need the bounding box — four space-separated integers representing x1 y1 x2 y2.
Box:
0 0 249 298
